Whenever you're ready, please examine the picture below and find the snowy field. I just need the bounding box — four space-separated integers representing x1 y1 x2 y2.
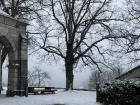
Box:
0 89 101 105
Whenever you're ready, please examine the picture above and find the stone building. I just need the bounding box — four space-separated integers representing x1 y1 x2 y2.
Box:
0 11 28 96
116 65 140 80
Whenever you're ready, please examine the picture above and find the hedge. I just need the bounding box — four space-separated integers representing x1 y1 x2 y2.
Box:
96 78 140 105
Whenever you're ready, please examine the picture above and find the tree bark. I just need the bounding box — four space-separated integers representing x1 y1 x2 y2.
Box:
65 43 74 90
65 59 74 90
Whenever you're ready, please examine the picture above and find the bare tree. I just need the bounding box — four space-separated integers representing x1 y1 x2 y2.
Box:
124 0 140 53
108 0 140 65
88 65 123 89
28 66 50 87
31 0 133 90
88 70 100 89
0 0 43 19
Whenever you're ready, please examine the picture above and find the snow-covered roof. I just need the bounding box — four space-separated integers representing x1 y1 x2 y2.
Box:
116 65 140 79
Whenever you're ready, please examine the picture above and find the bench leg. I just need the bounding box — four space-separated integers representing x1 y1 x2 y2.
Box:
41 91 44 94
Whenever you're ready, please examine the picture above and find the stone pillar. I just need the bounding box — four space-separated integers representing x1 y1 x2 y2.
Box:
16 34 28 96
0 44 2 94
20 35 28 97
6 60 17 96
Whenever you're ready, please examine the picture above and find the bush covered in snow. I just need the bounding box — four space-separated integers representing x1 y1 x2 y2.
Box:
96 78 140 105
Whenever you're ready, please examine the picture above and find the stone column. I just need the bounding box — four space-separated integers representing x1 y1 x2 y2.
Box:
0 44 2 94
16 34 28 96
21 35 28 97
6 62 16 96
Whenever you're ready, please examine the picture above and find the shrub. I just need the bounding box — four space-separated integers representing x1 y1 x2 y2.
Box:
96 78 140 105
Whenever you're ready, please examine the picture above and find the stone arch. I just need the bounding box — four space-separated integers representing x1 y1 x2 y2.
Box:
0 13 28 96
0 35 16 59
0 35 17 96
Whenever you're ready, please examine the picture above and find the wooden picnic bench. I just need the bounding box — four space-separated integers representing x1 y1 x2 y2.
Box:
28 87 57 95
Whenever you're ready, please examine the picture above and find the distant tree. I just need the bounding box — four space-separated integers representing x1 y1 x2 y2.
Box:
88 70 100 89
88 65 123 89
28 66 50 87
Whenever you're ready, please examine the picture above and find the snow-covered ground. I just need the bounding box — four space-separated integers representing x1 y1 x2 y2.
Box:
0 89 101 105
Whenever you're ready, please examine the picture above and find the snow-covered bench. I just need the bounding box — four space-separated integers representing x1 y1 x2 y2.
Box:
28 87 57 95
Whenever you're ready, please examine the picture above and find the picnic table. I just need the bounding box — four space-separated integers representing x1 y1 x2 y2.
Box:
28 86 57 95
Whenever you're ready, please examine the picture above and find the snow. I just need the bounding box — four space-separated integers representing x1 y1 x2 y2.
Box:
0 90 101 105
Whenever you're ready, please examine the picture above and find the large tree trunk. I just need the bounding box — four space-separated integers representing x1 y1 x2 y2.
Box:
65 43 74 90
65 1 75 90
65 59 74 90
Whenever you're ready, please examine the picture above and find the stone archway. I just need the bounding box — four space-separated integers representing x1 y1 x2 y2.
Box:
0 13 28 96
0 36 16 96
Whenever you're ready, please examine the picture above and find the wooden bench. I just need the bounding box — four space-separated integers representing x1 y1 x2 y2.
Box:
28 87 57 95
28 87 38 95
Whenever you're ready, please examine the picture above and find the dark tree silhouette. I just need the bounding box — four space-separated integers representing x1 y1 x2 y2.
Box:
33 0 131 90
